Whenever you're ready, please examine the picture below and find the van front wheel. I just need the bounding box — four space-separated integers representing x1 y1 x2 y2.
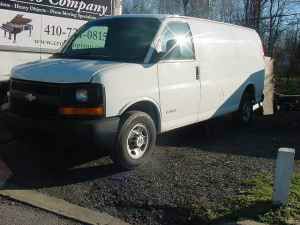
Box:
111 111 157 170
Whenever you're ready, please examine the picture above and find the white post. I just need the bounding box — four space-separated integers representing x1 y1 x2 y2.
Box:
273 148 295 206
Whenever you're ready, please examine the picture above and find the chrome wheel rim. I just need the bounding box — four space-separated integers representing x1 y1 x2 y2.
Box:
126 123 149 160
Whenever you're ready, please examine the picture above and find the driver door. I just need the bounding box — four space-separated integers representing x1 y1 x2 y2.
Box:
157 21 201 131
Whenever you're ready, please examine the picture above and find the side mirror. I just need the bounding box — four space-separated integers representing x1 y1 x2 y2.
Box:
157 52 166 59
150 39 179 63
151 50 166 63
166 39 177 52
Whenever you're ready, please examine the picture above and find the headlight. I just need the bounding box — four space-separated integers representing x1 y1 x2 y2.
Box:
61 84 103 107
76 89 88 102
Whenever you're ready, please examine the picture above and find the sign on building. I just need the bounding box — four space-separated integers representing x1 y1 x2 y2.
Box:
0 0 113 53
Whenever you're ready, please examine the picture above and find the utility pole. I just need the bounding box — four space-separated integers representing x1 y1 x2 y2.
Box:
113 0 123 16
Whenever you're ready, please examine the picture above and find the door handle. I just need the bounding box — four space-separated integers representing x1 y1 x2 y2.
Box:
196 66 200 80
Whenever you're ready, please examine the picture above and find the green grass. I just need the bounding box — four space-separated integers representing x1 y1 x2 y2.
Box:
170 174 300 224
182 174 300 224
222 174 300 225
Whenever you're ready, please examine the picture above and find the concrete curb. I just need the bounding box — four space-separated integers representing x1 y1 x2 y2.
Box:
0 189 130 225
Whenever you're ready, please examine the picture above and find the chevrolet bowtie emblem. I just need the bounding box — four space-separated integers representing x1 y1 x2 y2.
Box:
25 93 37 102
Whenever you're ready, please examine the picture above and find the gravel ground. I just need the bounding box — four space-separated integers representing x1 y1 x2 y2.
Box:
0 111 299 225
0 196 83 225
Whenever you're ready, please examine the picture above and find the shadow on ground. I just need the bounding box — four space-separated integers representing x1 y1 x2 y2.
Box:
1 111 299 190
1 134 123 189
158 111 300 160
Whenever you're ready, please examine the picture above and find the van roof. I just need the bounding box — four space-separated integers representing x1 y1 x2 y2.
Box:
98 14 255 32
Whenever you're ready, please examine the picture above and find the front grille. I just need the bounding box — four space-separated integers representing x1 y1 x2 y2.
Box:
10 79 60 118
10 97 58 118
9 79 104 119
11 79 61 96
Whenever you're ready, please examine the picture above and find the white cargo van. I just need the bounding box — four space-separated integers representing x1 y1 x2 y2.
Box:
5 15 265 169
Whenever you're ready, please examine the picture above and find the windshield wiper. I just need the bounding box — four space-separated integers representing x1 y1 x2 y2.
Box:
51 52 65 58
52 51 144 62
64 52 113 59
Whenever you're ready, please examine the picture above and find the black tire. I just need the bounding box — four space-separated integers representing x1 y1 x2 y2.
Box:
0 81 9 104
273 95 279 114
111 111 157 170
235 91 254 125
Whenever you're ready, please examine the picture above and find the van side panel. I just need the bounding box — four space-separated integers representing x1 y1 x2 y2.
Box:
218 25 265 114
187 19 264 120
235 30 265 103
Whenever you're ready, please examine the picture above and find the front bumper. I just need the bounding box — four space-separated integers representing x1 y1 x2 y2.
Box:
2 112 120 149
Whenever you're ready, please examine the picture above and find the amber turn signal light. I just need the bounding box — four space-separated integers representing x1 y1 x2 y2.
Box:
60 106 104 117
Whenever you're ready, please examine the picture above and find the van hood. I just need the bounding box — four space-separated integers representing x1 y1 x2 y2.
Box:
11 58 125 83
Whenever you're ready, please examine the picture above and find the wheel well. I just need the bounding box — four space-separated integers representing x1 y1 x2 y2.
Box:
244 84 256 102
123 101 161 132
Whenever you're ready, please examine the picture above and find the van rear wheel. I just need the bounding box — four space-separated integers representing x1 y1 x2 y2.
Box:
111 111 156 170
235 92 254 125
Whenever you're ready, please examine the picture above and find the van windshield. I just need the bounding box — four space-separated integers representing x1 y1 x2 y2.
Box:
60 18 161 63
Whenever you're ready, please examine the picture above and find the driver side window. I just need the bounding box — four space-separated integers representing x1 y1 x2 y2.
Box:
159 22 195 61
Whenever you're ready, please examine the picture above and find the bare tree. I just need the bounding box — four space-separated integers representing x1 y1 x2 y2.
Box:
159 0 209 17
189 0 209 17
262 0 289 56
182 0 189 15
123 0 160 14
124 0 210 17
209 0 244 23
210 0 291 57
282 17 300 79
159 0 183 14
244 0 268 31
